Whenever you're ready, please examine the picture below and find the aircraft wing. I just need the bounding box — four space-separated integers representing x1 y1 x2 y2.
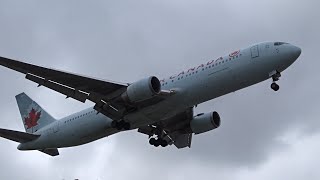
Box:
0 56 129 119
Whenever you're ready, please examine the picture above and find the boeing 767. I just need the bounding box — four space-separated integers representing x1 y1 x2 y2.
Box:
0 42 301 156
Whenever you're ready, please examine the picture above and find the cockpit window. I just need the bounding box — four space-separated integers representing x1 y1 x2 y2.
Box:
274 42 288 46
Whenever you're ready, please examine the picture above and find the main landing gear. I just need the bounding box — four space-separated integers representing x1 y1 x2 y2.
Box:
148 126 169 147
269 70 281 91
111 120 131 131
149 137 168 147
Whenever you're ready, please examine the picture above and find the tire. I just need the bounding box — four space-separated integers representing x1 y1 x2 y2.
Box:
116 125 122 131
123 122 131 130
160 140 168 147
149 138 156 145
111 121 117 128
271 83 280 91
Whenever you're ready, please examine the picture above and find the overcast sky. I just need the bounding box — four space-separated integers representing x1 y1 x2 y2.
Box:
0 0 319 179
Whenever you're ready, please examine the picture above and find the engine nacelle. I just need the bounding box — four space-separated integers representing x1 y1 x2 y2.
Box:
190 111 221 134
121 76 161 103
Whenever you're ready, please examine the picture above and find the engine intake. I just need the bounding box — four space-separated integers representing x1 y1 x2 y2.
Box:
190 111 221 134
122 76 161 103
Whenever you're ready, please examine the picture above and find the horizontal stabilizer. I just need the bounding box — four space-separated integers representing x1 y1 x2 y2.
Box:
0 128 40 143
39 148 59 156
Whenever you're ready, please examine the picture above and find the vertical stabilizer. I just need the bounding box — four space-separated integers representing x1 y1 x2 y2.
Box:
15 93 56 133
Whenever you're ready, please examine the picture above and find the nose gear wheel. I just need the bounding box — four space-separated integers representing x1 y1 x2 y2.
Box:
271 82 280 91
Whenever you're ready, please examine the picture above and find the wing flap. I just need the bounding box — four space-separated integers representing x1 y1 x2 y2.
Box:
0 128 40 143
26 73 88 103
171 133 192 148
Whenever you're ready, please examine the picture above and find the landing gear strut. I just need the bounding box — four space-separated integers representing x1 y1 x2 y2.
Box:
111 120 131 130
269 70 281 91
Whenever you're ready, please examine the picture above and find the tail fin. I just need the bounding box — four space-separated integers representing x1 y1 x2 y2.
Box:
15 93 56 133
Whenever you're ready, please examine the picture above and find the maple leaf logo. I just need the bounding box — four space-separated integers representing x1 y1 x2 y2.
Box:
24 108 41 129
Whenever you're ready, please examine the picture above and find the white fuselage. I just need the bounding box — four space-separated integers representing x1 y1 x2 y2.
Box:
18 42 301 150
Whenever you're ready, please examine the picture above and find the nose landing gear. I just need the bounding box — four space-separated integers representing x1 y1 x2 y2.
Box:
269 70 281 91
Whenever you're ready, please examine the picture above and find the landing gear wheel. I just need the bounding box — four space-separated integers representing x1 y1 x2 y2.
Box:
154 141 160 147
271 82 280 91
116 125 123 131
111 120 131 130
123 122 131 130
146 125 170 148
149 138 168 147
149 138 156 145
160 139 168 147
269 70 281 92
111 121 117 128
117 121 125 130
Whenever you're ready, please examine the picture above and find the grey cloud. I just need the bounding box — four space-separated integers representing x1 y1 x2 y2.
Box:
0 0 319 179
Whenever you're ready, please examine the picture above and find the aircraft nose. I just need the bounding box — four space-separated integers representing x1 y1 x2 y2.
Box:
277 44 301 71
291 45 302 60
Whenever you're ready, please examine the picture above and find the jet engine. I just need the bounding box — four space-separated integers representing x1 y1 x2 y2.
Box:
121 76 161 103
190 111 221 134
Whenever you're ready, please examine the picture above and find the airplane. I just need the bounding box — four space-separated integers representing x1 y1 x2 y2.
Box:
0 42 301 156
